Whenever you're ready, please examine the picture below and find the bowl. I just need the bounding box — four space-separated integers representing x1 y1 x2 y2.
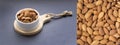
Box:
15 8 40 31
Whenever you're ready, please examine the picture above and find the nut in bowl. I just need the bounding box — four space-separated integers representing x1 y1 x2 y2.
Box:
17 9 38 23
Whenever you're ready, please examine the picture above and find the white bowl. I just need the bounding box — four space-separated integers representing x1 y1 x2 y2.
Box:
15 8 40 31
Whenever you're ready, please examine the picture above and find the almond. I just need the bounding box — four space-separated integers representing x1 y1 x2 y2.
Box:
77 30 82 36
86 3 95 8
98 12 104 19
115 22 120 29
77 39 84 45
102 6 107 12
91 40 99 45
103 27 109 35
94 36 103 40
97 6 102 13
110 30 117 35
77 2 83 9
95 0 102 6
107 0 113 2
99 27 105 35
113 9 118 17
100 39 108 44
117 18 120 22
93 31 99 35
110 24 115 29
109 36 117 42
78 22 82 30
85 9 93 19
93 14 98 21
78 0 83 3
84 0 88 3
115 4 120 8
81 36 87 42
92 21 97 28
82 31 89 36
113 33 120 38
116 39 120 45
104 23 109 27
107 41 115 45
87 27 93 35
119 9 120 17
108 9 116 21
117 28 120 34
107 3 111 9
104 35 109 39
82 6 88 14
87 21 92 26
87 36 92 44
107 19 114 24
96 21 104 27
82 24 87 31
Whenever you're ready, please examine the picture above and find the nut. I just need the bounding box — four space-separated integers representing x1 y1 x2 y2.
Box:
109 36 117 42
96 21 104 27
91 40 99 45
85 9 93 19
81 36 87 42
95 0 102 6
107 41 115 45
98 12 104 19
87 27 93 35
82 24 87 31
115 22 120 29
99 27 105 35
87 36 92 44
103 27 109 35
94 35 103 40
17 9 38 23
113 33 120 38
104 34 109 39
77 0 120 45
93 30 99 35
117 18 120 22
86 3 95 8
110 30 117 35
100 39 108 44
77 39 84 45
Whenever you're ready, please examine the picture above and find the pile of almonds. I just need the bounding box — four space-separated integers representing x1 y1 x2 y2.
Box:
77 0 120 45
17 10 38 23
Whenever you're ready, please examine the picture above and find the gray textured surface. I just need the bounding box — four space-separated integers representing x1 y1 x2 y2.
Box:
0 0 76 45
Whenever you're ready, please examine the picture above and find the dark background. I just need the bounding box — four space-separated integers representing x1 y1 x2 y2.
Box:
0 0 76 45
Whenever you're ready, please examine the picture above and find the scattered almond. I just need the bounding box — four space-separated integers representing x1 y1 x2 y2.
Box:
77 0 120 45
109 36 117 42
87 27 93 35
87 36 92 44
77 39 84 45
91 40 99 45
100 39 108 44
82 24 87 31
98 12 104 19
110 30 117 35
94 35 103 40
